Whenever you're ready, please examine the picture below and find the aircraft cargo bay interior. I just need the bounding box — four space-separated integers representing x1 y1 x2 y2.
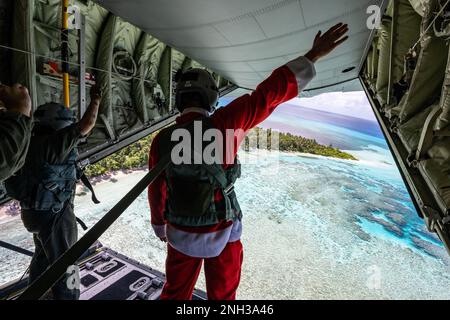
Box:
0 0 449 301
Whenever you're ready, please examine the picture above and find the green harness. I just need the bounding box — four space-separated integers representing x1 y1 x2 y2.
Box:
6 149 79 212
158 117 242 227
5 148 99 213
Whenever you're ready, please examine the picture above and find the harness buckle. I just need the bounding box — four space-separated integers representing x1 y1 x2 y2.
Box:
45 182 59 192
224 183 235 195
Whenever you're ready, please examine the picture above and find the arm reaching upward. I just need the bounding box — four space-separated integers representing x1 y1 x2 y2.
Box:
305 23 349 63
78 85 102 136
212 23 349 158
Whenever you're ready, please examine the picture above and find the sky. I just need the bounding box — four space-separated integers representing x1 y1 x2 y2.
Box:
221 91 376 122
288 91 377 122
220 90 386 151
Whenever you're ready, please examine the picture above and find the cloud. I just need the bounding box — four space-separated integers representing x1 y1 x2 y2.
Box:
288 91 376 122
221 91 376 122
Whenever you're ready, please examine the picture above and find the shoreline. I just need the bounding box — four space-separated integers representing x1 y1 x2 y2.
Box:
2 149 450 299
0 168 150 226
75 166 148 194
0 149 381 226
76 150 363 196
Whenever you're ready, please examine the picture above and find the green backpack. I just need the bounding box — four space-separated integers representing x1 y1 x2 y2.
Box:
5 149 79 212
5 148 99 213
158 117 242 227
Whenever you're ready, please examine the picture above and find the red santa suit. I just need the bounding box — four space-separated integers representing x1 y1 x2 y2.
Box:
148 56 316 300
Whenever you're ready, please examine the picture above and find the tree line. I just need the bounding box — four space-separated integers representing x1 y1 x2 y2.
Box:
84 128 356 178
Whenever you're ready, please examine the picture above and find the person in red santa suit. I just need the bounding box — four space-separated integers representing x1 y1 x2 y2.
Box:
148 23 349 300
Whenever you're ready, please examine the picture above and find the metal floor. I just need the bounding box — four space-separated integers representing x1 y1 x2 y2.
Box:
0 245 206 300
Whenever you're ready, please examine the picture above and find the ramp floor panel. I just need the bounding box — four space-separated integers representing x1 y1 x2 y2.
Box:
79 247 206 300
0 246 206 300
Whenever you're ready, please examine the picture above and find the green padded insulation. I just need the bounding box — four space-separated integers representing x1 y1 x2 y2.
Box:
420 137 450 211
375 19 391 106
132 33 167 124
9 0 231 155
435 46 450 131
398 103 436 153
408 0 427 17
392 0 422 87
95 15 143 140
397 0 448 124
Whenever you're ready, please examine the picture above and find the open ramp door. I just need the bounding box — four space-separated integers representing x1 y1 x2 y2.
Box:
361 0 450 253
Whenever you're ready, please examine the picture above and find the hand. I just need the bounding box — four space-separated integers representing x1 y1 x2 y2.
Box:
0 83 32 117
305 23 349 63
7 105 31 118
90 85 103 102
152 224 167 242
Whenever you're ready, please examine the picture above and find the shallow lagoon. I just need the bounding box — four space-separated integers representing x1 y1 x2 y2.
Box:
1 148 449 299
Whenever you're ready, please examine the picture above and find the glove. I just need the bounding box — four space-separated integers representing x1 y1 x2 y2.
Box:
152 224 167 242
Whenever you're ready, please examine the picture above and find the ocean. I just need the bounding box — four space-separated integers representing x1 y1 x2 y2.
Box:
1 95 450 299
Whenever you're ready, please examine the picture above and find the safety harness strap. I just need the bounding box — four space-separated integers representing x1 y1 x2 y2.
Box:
79 172 100 204
202 163 228 188
75 217 88 231
17 152 171 300
0 240 34 257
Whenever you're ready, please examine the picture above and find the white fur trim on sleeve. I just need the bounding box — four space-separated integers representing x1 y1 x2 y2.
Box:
286 56 317 93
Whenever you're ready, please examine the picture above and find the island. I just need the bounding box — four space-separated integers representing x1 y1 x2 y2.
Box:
84 127 356 178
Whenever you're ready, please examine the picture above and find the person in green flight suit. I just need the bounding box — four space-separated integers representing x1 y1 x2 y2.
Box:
0 83 33 182
5 85 102 300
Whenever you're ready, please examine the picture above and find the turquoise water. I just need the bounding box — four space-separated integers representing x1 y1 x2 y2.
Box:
233 150 450 299
239 150 446 261
1 97 450 298
2 149 450 298
255 99 445 258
